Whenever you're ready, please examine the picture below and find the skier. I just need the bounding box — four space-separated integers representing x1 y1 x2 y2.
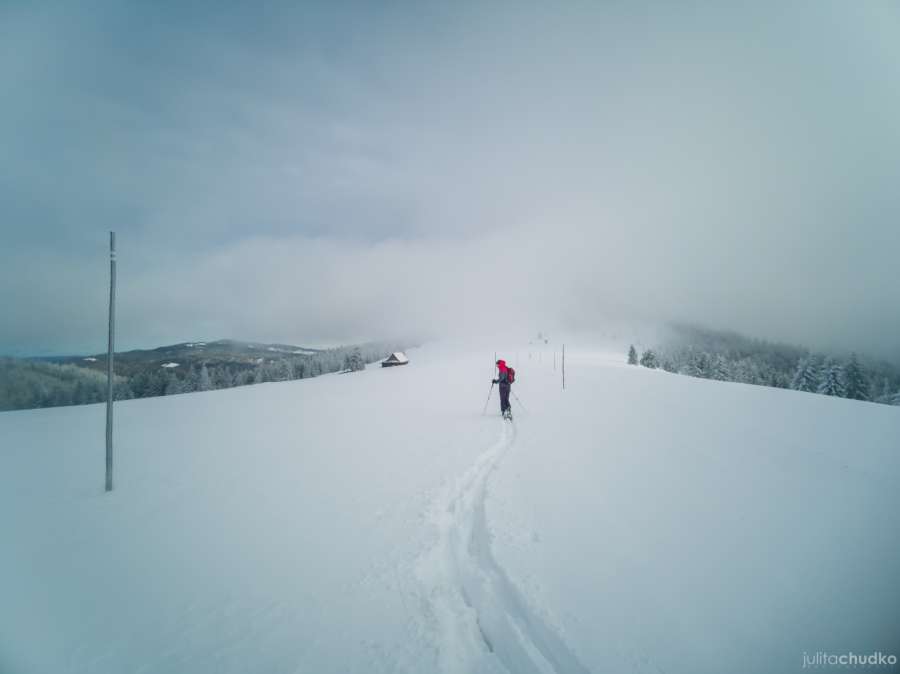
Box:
492 359 514 420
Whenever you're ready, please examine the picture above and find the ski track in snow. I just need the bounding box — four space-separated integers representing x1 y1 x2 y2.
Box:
415 420 592 674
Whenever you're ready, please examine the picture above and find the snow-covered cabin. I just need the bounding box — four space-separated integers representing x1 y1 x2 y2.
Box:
381 352 409 367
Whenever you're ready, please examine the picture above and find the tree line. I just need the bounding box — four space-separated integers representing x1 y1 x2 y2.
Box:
0 359 134 411
627 330 900 406
1 344 398 412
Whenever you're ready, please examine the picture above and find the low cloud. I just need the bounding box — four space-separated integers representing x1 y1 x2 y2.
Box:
2 2 899 360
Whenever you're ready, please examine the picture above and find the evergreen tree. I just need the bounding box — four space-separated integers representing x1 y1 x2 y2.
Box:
212 366 233 389
235 369 255 386
817 359 846 397
181 364 198 393
875 377 892 403
730 358 749 383
679 349 700 377
199 363 212 391
73 381 87 405
147 370 168 396
627 345 638 365
51 386 73 407
639 349 659 369
129 370 151 397
808 353 825 388
790 357 819 392
684 351 711 378
164 373 185 396
710 354 730 381
842 353 868 401
343 348 365 372
114 379 134 401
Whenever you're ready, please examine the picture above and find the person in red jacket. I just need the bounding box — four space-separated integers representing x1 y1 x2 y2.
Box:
492 359 513 419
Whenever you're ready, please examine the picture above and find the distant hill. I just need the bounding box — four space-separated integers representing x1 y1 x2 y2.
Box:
36 339 326 375
2 339 411 411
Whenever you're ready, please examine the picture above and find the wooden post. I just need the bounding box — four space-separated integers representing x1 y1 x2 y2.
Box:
562 343 566 390
106 232 116 492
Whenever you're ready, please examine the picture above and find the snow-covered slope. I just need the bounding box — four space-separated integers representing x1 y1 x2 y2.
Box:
2 344 898 674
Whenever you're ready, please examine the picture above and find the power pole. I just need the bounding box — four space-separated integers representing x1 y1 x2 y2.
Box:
562 343 566 390
106 232 116 492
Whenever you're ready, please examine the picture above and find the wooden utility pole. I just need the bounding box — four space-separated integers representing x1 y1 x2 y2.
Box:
562 343 566 390
106 232 116 492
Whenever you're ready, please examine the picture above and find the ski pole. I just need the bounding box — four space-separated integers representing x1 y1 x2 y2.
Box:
482 382 495 415
511 389 528 414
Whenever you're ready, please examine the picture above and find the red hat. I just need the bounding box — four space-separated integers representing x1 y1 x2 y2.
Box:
496 359 508 371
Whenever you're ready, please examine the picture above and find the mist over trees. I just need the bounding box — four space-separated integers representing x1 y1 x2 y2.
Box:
1 341 407 412
630 326 900 407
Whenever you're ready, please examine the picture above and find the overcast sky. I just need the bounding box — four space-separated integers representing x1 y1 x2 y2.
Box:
2 1 899 358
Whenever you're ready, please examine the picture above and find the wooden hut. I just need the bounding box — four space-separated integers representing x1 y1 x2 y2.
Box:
381 352 409 367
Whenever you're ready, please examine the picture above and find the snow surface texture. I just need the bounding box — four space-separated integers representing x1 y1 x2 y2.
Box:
2 343 899 674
